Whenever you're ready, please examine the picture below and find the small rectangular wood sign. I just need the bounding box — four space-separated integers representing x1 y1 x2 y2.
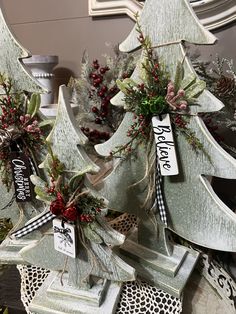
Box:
10 152 33 202
53 219 76 258
152 114 179 176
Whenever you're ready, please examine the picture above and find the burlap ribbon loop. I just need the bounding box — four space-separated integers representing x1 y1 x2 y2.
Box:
0 126 22 149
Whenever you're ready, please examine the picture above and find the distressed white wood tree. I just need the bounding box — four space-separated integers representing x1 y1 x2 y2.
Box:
18 85 135 314
0 0 46 221
0 2 47 263
94 0 236 297
0 0 46 222
0 2 45 93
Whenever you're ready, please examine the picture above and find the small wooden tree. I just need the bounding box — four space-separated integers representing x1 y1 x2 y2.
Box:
0 87 47 264
18 85 135 314
0 2 47 259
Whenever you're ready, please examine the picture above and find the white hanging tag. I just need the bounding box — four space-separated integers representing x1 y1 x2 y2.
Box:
152 114 179 176
53 218 76 258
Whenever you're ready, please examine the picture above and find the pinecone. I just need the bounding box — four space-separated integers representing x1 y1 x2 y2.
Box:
215 76 235 98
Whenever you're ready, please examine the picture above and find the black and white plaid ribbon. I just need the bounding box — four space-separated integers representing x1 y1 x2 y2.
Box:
12 211 55 239
155 161 167 226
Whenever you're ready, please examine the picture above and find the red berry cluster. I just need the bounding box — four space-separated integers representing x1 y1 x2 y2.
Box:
172 114 205 152
46 185 55 195
128 114 150 137
138 31 145 43
79 213 94 223
19 114 43 144
0 81 44 150
137 26 156 67
49 188 102 224
110 114 150 156
122 72 132 80
89 60 118 125
125 114 150 153
151 63 160 83
79 207 101 223
0 95 19 129
81 126 110 143
173 115 187 129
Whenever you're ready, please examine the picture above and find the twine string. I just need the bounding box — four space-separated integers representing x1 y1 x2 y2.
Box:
60 256 68 286
76 223 111 284
8 203 24 236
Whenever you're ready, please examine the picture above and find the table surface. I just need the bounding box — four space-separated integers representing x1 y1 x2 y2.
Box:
0 266 26 314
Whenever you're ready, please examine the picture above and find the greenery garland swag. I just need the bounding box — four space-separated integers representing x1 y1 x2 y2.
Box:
110 17 207 158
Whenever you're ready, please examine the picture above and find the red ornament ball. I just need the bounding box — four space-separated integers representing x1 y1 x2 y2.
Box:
50 196 65 216
63 206 78 221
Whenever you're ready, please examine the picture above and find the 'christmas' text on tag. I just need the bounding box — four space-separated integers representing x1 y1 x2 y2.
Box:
10 152 33 202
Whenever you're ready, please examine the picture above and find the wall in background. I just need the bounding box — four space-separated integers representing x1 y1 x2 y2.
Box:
2 0 134 87
2 0 236 87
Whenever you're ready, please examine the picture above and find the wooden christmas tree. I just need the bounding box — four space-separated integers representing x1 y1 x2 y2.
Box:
94 0 236 297
16 85 135 314
0 91 48 264
44 86 99 176
0 2 47 263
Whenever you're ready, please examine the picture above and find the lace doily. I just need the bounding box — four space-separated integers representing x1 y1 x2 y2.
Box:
17 266 182 314
17 265 50 314
17 214 182 314
117 280 182 314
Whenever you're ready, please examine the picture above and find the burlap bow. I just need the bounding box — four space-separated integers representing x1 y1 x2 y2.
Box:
0 126 22 149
